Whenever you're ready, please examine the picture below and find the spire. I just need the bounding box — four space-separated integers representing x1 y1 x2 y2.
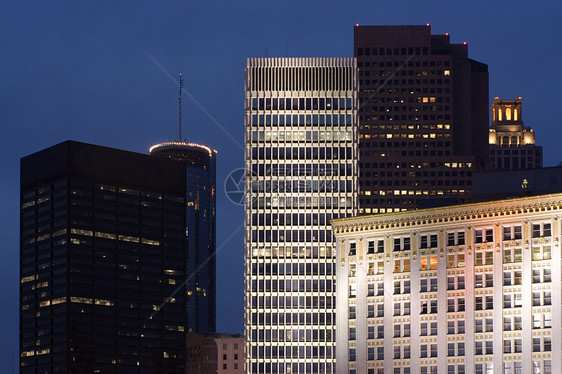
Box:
178 73 184 142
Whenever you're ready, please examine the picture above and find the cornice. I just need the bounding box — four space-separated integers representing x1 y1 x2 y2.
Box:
332 194 562 235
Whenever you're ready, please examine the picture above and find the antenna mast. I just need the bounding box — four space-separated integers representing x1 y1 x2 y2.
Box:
178 73 184 142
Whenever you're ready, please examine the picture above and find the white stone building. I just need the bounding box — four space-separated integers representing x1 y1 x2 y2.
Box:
332 194 561 374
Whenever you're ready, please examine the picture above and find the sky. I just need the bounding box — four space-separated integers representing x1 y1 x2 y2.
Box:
1 0 561 367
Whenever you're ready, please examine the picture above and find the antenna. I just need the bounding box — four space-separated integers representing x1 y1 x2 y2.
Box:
178 73 184 142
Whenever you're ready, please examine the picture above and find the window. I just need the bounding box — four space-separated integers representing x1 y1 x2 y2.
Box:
368 347 375 361
532 245 551 261
430 344 437 357
420 322 428 336
349 242 356 255
457 321 465 334
394 325 401 337
475 319 483 333
368 240 375 254
349 264 356 277
503 247 522 263
403 323 410 337
368 326 375 339
377 240 385 253
475 229 493 243
349 348 356 361
514 339 522 352
447 231 465 246
349 306 356 319
532 223 551 238
503 340 511 353
420 255 438 271
368 304 375 318
349 327 356 340
430 322 437 335
475 341 483 355
349 284 356 298
475 297 483 311
448 343 455 357
503 225 522 240
458 342 465 356
485 318 493 332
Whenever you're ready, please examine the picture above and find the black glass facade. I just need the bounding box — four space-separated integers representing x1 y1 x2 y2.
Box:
20 141 187 373
150 142 217 333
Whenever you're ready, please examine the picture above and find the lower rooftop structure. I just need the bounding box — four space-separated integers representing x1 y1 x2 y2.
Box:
332 193 561 374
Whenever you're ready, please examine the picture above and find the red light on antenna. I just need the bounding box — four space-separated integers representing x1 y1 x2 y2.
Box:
445 33 449 36
426 23 430 26
463 41 467 45
355 24 359 27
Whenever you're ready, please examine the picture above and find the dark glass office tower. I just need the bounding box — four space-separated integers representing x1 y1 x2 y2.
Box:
150 142 217 333
20 141 187 373
354 25 489 213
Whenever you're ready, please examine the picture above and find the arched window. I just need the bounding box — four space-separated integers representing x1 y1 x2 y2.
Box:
492 108 496 122
511 136 517 146
498 108 502 121
503 136 509 145
506 108 511 121
514 108 518 121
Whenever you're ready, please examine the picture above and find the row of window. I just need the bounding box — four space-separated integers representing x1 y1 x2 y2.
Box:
251 114 353 126
251 196 353 210
250 146 353 160
250 295 334 308
350 223 551 254
251 97 353 111
251 130 352 143
251 179 351 194
250 262 333 276
251 229 333 243
250 280 333 293
251 162 352 177
249 328 333 342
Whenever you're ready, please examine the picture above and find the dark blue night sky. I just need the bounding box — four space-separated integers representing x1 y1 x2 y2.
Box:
1 0 561 367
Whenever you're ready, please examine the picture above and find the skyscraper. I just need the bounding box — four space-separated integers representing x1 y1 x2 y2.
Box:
150 141 217 333
244 57 358 374
20 141 187 373
354 25 489 213
488 96 542 170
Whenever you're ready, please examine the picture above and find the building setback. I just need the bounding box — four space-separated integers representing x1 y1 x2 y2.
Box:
150 141 217 333
488 97 542 170
354 25 489 214
20 141 187 373
244 57 358 374
332 194 560 374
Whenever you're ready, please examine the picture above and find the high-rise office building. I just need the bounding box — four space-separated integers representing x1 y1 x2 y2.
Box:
20 141 187 373
488 96 542 170
332 194 560 374
354 25 489 213
150 141 217 333
244 57 358 373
